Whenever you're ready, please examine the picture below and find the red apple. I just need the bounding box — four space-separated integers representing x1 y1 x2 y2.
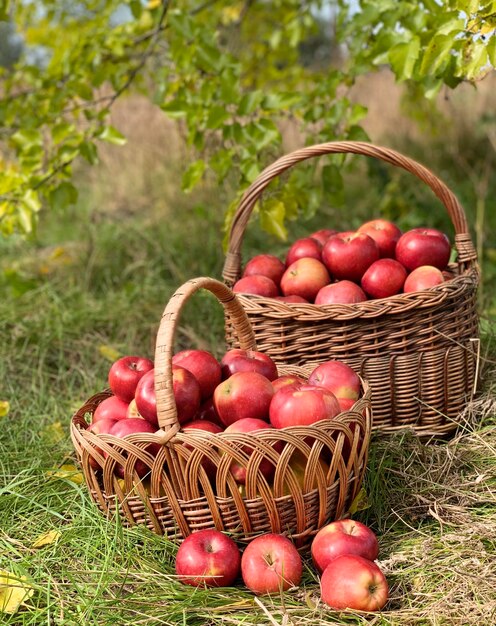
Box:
134 369 158 425
403 265 445 292
195 397 224 427
175 529 241 587
273 295 309 303
395 227 451 271
172 349 222 400
308 360 361 404
214 371 274 427
280 258 330 302
361 258 408 299
220 348 278 381
320 554 388 611
269 384 341 429
311 519 379 574
309 228 338 246
285 237 323 265
271 375 306 393
233 275 279 298
242 254 286 287
109 418 160 478
182 419 224 479
315 280 368 305
224 418 279 484
241 533 302 595
358 219 402 258
87 417 118 470
108 355 154 403
322 232 380 283
92 395 129 423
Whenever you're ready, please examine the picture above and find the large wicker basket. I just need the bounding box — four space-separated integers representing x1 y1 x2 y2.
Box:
71 277 372 546
222 142 480 437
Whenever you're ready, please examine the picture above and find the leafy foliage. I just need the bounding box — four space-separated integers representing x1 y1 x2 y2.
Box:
0 0 494 239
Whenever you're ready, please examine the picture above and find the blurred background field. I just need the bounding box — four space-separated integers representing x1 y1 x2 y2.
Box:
1 39 496 626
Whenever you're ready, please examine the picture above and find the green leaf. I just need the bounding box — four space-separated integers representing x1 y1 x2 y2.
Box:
461 41 489 80
130 0 143 19
161 100 187 119
419 33 455 76
80 141 99 165
97 126 127 146
259 198 287 241
322 164 344 206
488 35 496 66
206 106 230 130
22 190 41 213
238 91 264 116
11 129 42 150
50 182 78 212
388 37 421 81
52 122 75 145
181 159 205 193
263 93 301 110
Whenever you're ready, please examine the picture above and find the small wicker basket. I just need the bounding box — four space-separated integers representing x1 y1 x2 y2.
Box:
71 277 372 546
222 141 480 437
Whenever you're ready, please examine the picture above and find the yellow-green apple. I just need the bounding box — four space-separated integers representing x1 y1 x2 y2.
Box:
92 395 129 422
403 265 445 292
273 294 309 303
315 280 368 305
242 254 286 288
172 349 221 400
175 529 241 587
308 361 360 408
182 419 224 479
220 348 278 381
126 398 142 419
283 450 330 495
361 258 408 299
269 383 341 428
233 275 279 297
108 355 154 403
395 227 451 271
271 375 306 393
241 533 302 594
224 418 280 484
322 232 380 283
214 371 274 426
357 219 402 258
280 258 330 302
311 519 379 573
309 228 338 246
109 417 160 478
285 237 323 265
87 417 118 470
320 554 388 611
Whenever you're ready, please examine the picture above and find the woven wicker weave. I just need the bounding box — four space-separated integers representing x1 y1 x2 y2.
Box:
71 277 372 545
222 142 480 436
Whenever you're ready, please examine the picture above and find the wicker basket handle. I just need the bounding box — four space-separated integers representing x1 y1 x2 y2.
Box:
222 141 477 285
153 277 257 433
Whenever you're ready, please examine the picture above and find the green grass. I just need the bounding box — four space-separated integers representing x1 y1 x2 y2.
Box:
1 182 495 625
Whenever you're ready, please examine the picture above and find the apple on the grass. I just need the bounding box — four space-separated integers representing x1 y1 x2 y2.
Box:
172 349 222 400
280 257 330 303
320 554 388 611
241 533 302 595
220 348 278 381
214 371 274 427
311 519 379 574
357 219 402 259
322 232 380 283
92 395 129 423
233 275 279 298
175 529 241 588
315 280 368 305
285 237 323 266
395 227 451 271
108 355 154 403
308 361 361 406
242 254 286 288
361 258 408 299
224 418 279 484
309 228 338 246
403 265 445 293
269 383 341 429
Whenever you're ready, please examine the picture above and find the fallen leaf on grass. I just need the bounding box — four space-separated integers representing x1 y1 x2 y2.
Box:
348 486 371 514
43 421 65 443
98 344 122 362
0 401 9 417
32 530 61 549
0 570 34 614
47 464 84 485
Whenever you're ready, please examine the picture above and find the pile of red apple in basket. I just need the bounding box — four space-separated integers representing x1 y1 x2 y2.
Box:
86 349 388 611
233 219 452 303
